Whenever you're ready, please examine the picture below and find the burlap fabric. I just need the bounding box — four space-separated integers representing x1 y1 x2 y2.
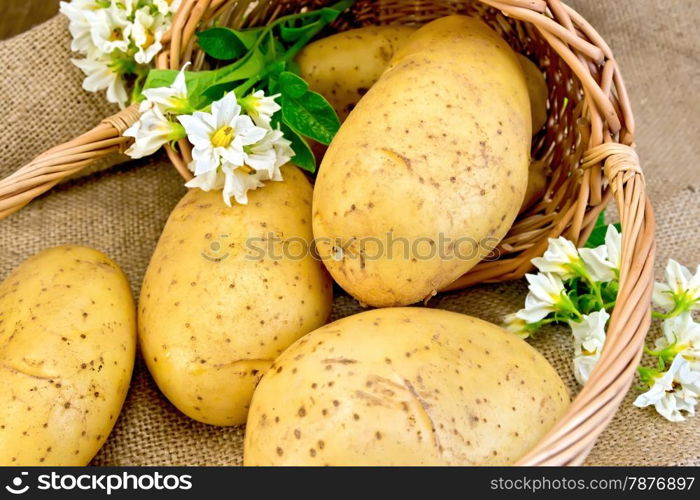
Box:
0 15 124 184
0 1 698 466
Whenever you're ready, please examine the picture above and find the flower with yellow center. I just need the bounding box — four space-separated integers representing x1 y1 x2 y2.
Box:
72 47 129 107
123 105 185 158
211 126 235 148
178 92 266 177
87 3 132 54
634 353 700 422
503 313 535 339
177 92 269 205
177 92 294 206
132 7 167 65
240 90 282 127
516 272 577 324
653 312 700 369
532 236 586 280
140 63 191 115
653 259 700 314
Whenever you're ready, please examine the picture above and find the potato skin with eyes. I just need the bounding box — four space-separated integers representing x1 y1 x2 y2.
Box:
296 25 418 121
312 16 532 307
0 246 136 466
243 307 569 466
139 165 333 426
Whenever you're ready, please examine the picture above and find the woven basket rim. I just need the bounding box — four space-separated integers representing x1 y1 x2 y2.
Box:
0 0 655 466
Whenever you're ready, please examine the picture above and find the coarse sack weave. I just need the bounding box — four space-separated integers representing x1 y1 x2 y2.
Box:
0 1 698 466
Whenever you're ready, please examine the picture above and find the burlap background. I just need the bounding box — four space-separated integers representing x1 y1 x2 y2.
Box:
0 1 698 466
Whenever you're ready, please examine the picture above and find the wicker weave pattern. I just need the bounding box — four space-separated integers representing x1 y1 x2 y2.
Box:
0 0 654 465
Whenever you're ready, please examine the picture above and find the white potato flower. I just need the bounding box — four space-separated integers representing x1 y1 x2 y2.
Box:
653 259 700 313
244 126 294 181
185 165 267 206
71 49 129 107
633 353 700 422
269 127 294 168
63 0 180 107
532 237 585 280
121 0 141 18
132 7 167 64
655 312 700 368
579 225 622 282
516 272 569 324
154 0 182 16
603 224 622 269
579 245 614 283
503 313 532 339
240 90 282 127
570 309 609 385
59 0 99 53
177 92 267 176
88 3 132 55
177 92 296 206
141 63 191 114
123 105 184 158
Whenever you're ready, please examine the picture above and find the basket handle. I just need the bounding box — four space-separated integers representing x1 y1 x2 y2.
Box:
517 143 655 465
0 104 140 220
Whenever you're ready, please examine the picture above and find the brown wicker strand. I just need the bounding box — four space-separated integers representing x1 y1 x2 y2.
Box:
0 103 139 219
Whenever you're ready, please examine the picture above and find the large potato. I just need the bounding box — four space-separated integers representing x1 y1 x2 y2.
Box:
139 165 333 426
296 25 418 121
0 246 135 466
244 307 569 465
299 26 547 213
312 16 532 307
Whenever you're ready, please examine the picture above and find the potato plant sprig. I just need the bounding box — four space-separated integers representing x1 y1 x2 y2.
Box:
506 213 700 421
141 0 354 172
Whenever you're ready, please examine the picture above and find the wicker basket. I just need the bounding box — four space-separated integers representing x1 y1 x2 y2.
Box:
0 0 655 465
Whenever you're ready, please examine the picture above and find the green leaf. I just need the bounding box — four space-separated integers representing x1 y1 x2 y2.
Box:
197 27 263 60
281 91 340 145
260 33 285 59
285 59 301 76
202 48 267 100
143 69 178 90
584 210 621 248
585 222 621 248
600 280 619 305
323 0 355 19
280 122 316 173
278 1 350 42
266 60 288 82
268 74 280 95
280 19 324 43
280 73 339 145
577 294 598 315
279 71 309 98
